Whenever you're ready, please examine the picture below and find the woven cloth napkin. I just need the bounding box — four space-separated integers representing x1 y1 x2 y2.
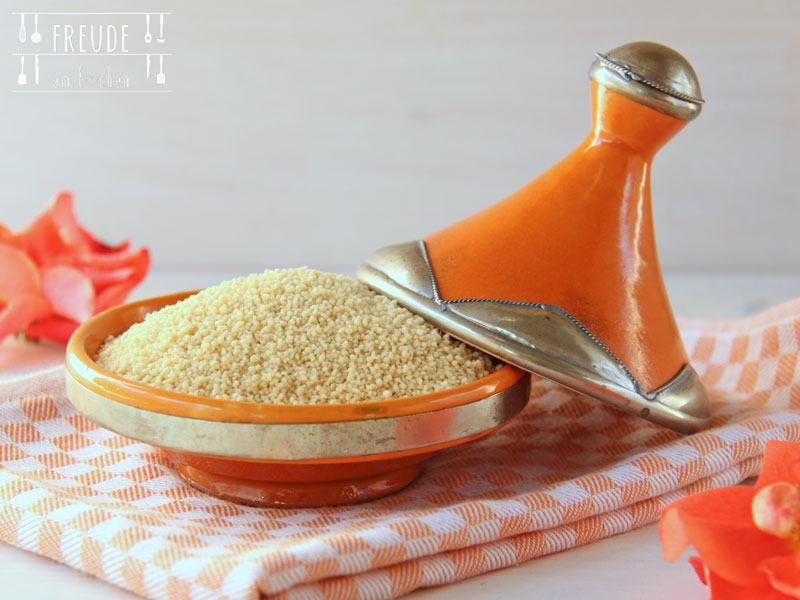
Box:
1 298 799 600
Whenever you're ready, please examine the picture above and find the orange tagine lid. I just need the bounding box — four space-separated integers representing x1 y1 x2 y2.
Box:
358 41 712 434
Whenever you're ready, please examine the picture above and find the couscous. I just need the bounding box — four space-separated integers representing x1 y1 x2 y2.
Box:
96 268 497 404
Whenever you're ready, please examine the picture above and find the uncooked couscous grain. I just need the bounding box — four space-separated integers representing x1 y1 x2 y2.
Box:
95 268 499 404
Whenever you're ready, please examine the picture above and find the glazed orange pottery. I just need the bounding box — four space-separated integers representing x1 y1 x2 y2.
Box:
425 81 689 393
357 42 711 433
65 292 530 507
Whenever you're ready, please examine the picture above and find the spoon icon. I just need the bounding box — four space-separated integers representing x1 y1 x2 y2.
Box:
31 14 41 44
145 14 152 43
18 13 26 43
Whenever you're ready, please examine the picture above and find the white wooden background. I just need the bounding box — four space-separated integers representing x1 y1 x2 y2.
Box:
1 0 799 275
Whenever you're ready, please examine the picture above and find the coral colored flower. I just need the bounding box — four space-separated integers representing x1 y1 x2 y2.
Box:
660 441 800 599
0 192 149 344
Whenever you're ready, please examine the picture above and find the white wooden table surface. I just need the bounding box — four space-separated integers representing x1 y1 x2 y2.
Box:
0 270 797 599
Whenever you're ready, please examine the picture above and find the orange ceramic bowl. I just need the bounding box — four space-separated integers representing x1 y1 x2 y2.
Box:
65 291 530 507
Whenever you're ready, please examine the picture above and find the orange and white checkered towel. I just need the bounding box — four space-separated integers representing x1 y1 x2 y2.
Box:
1 298 799 600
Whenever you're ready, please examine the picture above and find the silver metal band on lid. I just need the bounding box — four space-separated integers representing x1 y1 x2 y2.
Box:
594 52 705 105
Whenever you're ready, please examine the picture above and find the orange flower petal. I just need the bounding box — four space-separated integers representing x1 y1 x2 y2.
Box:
14 191 89 266
761 555 800 599
77 265 135 288
0 241 41 299
660 504 691 561
14 193 150 320
757 441 800 490
0 294 51 342
79 244 149 274
660 486 789 587
77 224 129 254
94 282 135 314
41 265 95 324
25 315 80 344
689 555 708 584
93 248 149 313
705 565 794 600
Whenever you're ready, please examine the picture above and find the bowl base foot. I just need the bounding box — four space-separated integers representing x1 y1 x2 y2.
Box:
176 462 422 508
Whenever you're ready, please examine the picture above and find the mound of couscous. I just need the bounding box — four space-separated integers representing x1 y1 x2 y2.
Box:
95 268 498 404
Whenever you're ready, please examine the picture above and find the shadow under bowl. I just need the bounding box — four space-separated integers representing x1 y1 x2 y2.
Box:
65 291 530 507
